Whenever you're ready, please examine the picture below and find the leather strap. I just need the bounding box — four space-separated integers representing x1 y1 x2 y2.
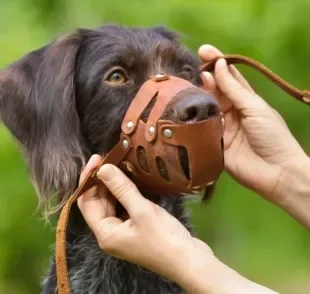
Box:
201 54 310 105
56 141 131 294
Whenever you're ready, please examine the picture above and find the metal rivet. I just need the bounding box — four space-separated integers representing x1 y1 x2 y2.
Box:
163 129 173 139
148 126 155 135
153 73 169 82
126 121 134 130
122 139 129 149
206 181 215 186
156 73 164 79
221 116 225 127
303 96 310 103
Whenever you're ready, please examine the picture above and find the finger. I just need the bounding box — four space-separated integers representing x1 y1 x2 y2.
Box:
78 184 115 230
198 44 223 62
95 217 125 250
198 44 254 92
214 58 267 111
96 164 151 219
228 65 255 93
201 71 217 93
79 154 103 185
201 71 232 113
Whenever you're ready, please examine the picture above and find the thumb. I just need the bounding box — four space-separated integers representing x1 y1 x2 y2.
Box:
96 164 151 219
214 58 268 111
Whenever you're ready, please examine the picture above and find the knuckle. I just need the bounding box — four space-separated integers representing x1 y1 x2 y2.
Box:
98 238 113 252
134 206 150 220
150 203 162 216
136 202 158 220
113 181 134 199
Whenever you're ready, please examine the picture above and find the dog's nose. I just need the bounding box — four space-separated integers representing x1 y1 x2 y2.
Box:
174 93 220 123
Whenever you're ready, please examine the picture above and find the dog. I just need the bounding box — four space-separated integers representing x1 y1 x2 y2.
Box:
0 25 220 294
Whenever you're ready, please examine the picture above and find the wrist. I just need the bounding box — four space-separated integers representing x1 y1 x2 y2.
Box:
174 239 277 294
274 155 310 228
173 241 221 293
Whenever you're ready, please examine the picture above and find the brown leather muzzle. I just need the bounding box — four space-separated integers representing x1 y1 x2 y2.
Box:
118 75 224 194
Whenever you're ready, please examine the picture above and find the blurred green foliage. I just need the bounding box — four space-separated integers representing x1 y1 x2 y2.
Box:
0 0 309 293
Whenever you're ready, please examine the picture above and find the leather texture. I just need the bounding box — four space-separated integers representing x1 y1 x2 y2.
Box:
56 54 310 294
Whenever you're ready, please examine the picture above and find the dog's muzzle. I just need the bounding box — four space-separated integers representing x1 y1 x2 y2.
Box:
118 74 225 194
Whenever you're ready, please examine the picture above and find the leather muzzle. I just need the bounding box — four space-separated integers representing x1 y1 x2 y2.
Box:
118 74 224 194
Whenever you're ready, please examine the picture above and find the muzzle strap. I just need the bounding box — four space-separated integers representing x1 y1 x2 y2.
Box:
55 141 131 294
145 77 194 142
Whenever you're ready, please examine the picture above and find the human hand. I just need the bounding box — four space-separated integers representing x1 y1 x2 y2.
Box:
77 155 216 292
199 45 310 207
77 156 278 293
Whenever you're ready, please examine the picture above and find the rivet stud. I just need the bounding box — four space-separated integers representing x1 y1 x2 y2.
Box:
156 73 164 79
148 126 155 135
221 116 225 127
122 139 129 149
126 121 134 130
163 129 173 139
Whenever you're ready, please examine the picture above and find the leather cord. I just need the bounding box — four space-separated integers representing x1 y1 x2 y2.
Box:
201 54 310 105
56 141 131 294
56 54 310 294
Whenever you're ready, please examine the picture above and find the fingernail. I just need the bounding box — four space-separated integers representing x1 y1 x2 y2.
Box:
97 164 115 181
202 71 212 81
198 44 213 53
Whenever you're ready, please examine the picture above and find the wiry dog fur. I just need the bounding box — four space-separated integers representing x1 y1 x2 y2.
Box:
0 25 216 294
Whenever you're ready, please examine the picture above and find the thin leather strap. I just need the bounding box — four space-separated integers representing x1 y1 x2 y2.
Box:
56 141 131 294
201 54 310 105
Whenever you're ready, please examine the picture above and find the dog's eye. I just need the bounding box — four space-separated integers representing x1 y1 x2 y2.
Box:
106 69 128 84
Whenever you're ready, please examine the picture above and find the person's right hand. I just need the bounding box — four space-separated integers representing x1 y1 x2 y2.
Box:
199 45 310 227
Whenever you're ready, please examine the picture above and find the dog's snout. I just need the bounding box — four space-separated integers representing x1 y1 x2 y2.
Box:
174 94 220 123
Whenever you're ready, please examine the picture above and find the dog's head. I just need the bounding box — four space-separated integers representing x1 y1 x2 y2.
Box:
0 25 220 213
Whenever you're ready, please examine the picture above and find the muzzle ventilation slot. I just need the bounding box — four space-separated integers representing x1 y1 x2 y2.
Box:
156 156 170 182
178 146 190 180
137 146 149 173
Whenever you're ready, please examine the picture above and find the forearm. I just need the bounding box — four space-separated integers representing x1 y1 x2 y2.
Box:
274 155 310 229
175 242 278 294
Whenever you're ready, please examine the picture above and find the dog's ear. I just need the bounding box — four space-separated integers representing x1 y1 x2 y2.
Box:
0 32 89 214
153 26 180 43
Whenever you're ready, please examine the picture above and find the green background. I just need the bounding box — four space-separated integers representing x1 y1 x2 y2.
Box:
0 0 309 293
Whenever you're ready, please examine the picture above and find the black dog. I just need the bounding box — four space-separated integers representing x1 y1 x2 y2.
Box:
0 25 219 293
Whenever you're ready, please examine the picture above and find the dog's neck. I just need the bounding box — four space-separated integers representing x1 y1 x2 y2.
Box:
43 194 191 294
